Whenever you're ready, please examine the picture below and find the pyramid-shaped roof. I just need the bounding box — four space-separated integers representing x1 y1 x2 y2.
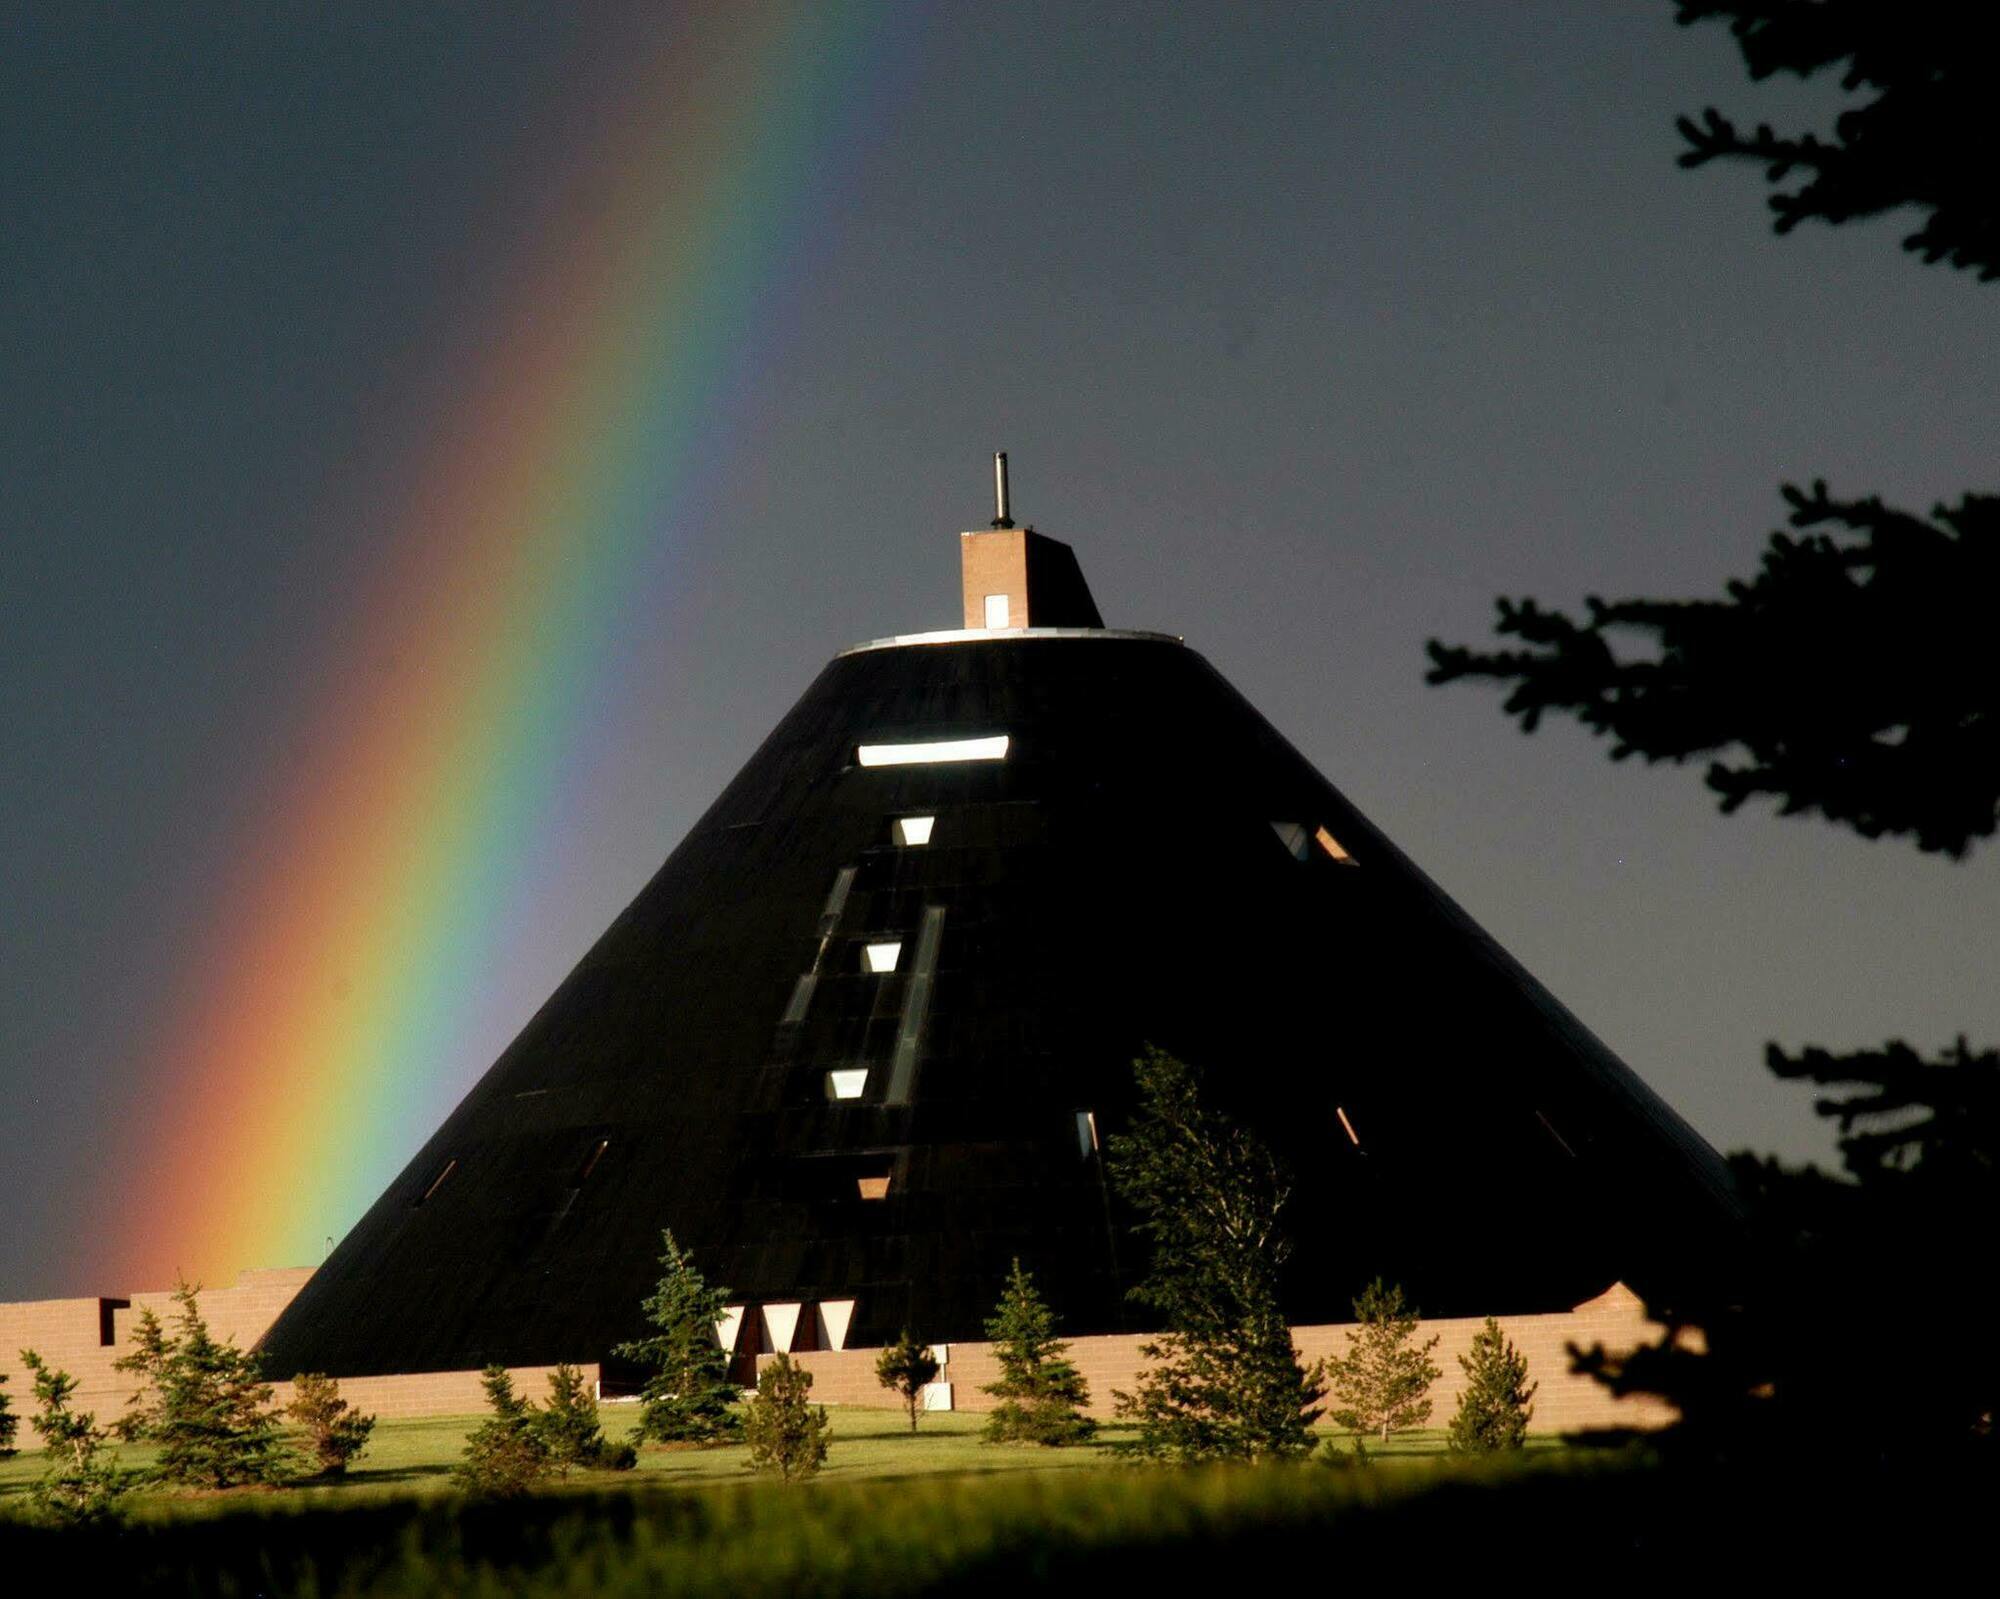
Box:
260 516 1737 1379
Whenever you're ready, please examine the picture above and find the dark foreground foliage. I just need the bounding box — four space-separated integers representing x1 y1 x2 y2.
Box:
0 1453 1990 1596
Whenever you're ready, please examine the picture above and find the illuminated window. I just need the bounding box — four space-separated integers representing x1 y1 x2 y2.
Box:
857 735 1009 767
1315 825 1357 865
983 593 1010 628
857 1175 892 1200
864 941 902 974
1334 1106 1361 1147
826 1069 868 1101
894 815 936 847
1271 821 1309 860
416 1158 456 1206
1075 1109 1100 1159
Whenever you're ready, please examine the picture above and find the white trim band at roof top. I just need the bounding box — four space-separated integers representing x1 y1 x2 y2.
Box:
856 735 1010 767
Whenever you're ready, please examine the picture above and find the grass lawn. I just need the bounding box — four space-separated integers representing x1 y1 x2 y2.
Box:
0 1401 1532 1515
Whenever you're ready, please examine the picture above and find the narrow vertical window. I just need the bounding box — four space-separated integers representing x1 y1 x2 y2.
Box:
415 1158 457 1206
885 906 947 1105
1074 1109 1100 1159
573 1139 610 1184
1315 825 1357 865
1334 1106 1361 1147
780 974 816 1025
818 866 857 934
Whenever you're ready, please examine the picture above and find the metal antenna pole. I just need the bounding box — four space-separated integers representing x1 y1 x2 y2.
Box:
991 452 1015 529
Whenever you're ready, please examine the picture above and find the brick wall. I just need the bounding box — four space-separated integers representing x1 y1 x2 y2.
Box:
0 1268 314 1440
1 1272 1674 1440
763 1283 1675 1434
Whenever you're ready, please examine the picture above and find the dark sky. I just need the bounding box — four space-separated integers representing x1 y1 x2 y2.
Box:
4 3 1995 1297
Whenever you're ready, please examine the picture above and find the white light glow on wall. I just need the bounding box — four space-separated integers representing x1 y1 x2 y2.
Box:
857 735 1010 767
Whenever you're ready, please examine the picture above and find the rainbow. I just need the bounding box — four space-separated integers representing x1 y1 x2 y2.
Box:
97 4 897 1288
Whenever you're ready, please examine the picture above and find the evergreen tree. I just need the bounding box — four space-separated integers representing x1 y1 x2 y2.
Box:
875 1330 940 1432
1106 1047 1325 1463
980 1259 1096 1445
20 1350 129 1523
453 1365 551 1496
288 1372 375 1478
113 1280 289 1488
0 1368 16 1459
1447 1319 1537 1454
537 1362 634 1474
1327 1280 1441 1445
744 1353 830 1481
611 1230 742 1443
1429 1 2000 1458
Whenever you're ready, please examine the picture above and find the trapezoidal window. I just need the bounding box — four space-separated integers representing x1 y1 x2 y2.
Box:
864 940 903 974
893 815 936 847
826 1068 868 1101
856 735 1009 767
857 1174 892 1201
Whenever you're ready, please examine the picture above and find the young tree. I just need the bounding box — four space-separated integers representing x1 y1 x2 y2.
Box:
288 1372 376 1478
875 1330 940 1432
1429 1 2000 1458
1107 1047 1325 1463
537 1362 634 1474
453 1365 551 1496
20 1350 129 1523
980 1259 1096 1446
1326 1280 1441 1445
611 1230 742 1443
113 1280 290 1488
0 1368 16 1459
744 1353 830 1481
1447 1319 1537 1455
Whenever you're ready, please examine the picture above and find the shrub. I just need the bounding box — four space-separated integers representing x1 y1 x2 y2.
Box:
744 1353 829 1481
875 1331 940 1432
981 1259 1096 1445
453 1366 552 1496
288 1372 376 1478
539 1362 634 1474
1326 1279 1442 1445
19 1349 129 1523
1447 1318 1537 1454
113 1280 290 1487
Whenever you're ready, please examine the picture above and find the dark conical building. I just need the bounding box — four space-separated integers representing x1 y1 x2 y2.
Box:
260 468 1738 1381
